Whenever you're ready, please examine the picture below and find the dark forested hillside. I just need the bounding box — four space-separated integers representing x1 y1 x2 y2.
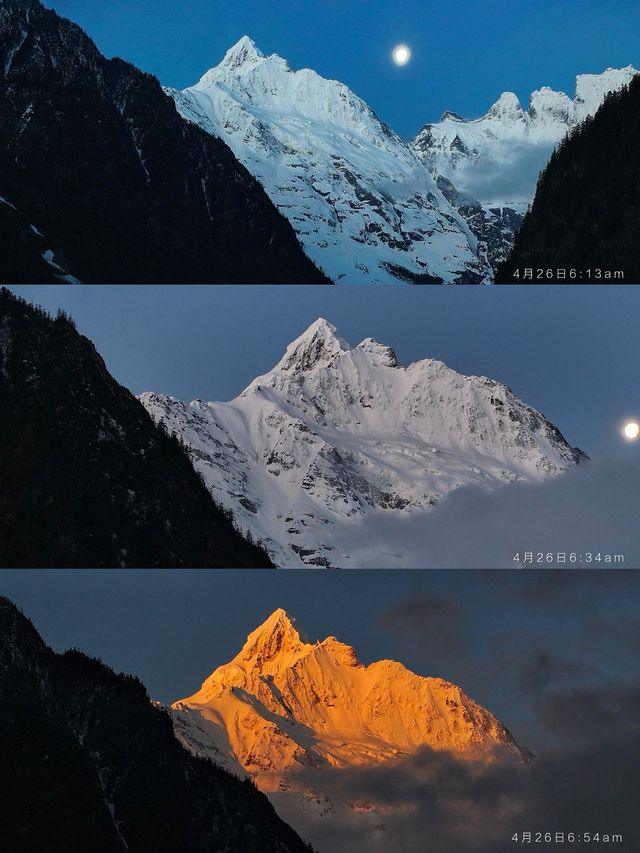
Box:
0 0 328 284
0 597 314 853
496 75 640 283
0 289 272 567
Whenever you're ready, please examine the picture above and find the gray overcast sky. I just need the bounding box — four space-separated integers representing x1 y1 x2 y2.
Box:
8 285 640 459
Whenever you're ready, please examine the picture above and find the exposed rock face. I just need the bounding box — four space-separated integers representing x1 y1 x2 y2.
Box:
0 289 272 568
0 597 313 853
169 609 531 850
140 318 586 568
168 37 491 284
0 1 327 284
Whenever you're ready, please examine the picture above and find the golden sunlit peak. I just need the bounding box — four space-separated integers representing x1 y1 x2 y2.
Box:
264 607 295 626
623 421 639 441
249 608 299 642
238 609 304 664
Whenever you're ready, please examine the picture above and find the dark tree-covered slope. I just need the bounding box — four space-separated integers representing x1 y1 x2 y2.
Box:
0 597 314 853
496 76 640 283
0 197 71 283
0 289 272 567
0 0 328 284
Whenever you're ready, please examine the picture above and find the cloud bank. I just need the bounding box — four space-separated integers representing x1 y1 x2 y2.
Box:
341 458 640 568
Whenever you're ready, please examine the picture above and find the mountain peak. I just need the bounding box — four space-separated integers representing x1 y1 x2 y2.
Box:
574 65 638 116
356 336 399 367
487 91 524 121
237 608 304 670
275 318 349 373
219 35 264 70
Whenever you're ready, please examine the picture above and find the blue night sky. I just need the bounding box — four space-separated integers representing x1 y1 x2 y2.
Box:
9 284 640 460
43 0 640 138
0 569 637 751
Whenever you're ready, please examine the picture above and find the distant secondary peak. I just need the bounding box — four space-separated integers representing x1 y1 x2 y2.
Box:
440 110 465 122
487 91 524 120
318 635 360 666
276 318 349 373
356 337 399 367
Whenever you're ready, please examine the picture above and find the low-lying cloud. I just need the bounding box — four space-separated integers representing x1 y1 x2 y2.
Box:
344 458 640 568
285 683 639 853
452 143 556 205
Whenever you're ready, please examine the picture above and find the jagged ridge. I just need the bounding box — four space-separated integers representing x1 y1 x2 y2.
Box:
411 65 638 272
496 74 640 282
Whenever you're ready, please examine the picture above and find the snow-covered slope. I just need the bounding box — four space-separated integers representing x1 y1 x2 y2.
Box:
139 319 585 568
167 609 531 852
166 37 491 284
412 66 638 207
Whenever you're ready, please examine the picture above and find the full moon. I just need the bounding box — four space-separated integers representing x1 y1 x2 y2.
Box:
392 44 411 66
623 421 640 440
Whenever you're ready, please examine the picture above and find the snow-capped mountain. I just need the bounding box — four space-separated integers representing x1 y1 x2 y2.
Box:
411 66 638 207
410 67 637 271
166 37 491 284
167 609 531 852
139 319 585 568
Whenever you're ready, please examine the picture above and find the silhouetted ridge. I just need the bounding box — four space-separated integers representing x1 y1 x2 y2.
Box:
0 597 314 853
0 289 272 567
0 0 328 283
496 76 640 282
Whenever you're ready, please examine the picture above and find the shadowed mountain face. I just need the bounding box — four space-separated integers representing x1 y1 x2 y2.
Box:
0 289 272 567
0 0 327 284
496 76 640 283
0 597 314 853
